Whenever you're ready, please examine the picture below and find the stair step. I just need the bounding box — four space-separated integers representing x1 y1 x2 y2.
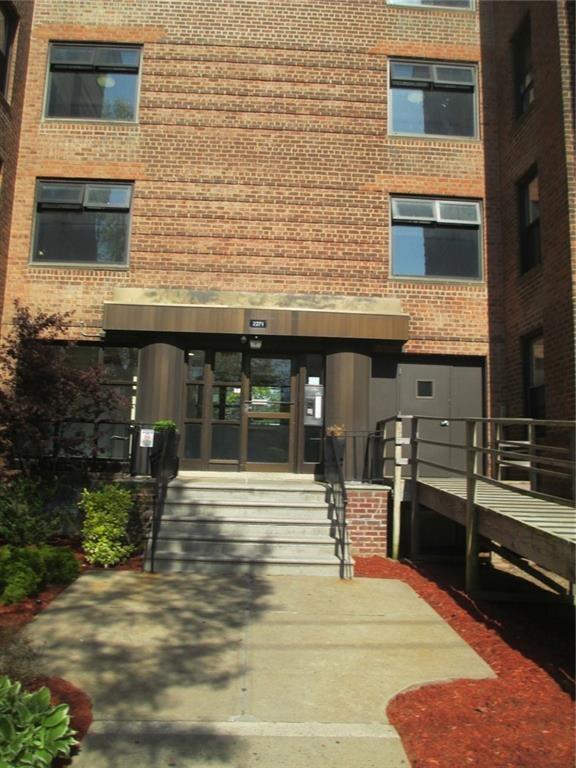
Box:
150 539 336 559
146 555 343 576
166 487 327 504
162 502 330 521
155 519 333 538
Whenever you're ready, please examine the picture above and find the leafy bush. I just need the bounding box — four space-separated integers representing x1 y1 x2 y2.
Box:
0 675 77 767
0 477 58 547
79 485 133 567
153 419 177 431
0 545 79 605
0 630 44 685
38 546 80 584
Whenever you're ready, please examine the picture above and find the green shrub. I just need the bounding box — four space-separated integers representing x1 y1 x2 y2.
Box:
38 546 80 584
153 419 177 431
0 675 77 767
0 545 79 605
79 485 133 567
0 477 57 547
0 630 44 685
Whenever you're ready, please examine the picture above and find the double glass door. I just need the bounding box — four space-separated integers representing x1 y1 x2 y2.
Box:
184 351 296 470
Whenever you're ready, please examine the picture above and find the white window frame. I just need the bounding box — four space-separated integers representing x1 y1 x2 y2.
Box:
388 58 479 140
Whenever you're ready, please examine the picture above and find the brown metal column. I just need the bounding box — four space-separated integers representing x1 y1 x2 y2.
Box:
325 350 371 479
136 342 185 426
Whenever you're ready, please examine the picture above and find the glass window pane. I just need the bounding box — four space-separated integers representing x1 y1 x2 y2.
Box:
38 182 84 206
47 71 138 120
391 86 474 137
51 45 96 66
438 201 479 224
214 352 242 382
305 354 324 385
65 346 99 369
211 424 239 460
187 350 205 381
60 422 95 457
248 419 289 463
530 337 544 387
94 47 140 68
97 423 131 460
392 199 435 221
392 224 480 278
34 209 128 264
434 66 474 86
186 385 203 419
417 380 434 398
103 347 138 379
525 176 539 223
104 385 133 421
250 357 291 386
212 386 241 421
390 62 432 82
185 423 202 459
85 185 132 209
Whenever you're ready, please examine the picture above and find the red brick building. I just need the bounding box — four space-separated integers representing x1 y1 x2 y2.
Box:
0 0 573 474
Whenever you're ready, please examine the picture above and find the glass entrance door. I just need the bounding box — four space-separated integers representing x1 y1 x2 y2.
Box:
182 350 296 471
244 356 294 470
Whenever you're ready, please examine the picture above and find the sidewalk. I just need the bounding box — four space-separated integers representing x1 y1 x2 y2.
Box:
26 571 494 767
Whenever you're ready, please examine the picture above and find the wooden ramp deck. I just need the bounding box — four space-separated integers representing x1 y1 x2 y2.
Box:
417 477 576 583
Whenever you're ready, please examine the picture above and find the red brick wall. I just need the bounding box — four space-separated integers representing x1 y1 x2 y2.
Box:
346 488 389 558
1 0 491 363
0 1 33 324
482 0 575 421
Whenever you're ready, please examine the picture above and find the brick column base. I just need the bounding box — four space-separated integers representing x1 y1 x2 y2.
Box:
346 488 390 557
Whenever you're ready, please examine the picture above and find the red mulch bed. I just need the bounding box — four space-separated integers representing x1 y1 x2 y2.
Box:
0 543 142 755
355 556 575 768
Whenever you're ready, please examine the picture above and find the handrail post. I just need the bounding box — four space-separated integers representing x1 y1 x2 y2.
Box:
391 415 404 560
409 416 420 559
465 419 480 593
528 421 537 491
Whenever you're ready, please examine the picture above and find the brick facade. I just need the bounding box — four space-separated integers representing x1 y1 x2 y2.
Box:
0 1 33 324
2 0 491 362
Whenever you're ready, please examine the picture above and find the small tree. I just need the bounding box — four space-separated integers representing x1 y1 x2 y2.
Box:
0 302 124 477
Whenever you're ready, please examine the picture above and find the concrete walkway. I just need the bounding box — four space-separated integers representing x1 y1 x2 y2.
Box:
26 572 494 767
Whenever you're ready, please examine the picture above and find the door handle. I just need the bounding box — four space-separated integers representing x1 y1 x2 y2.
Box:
440 420 449 427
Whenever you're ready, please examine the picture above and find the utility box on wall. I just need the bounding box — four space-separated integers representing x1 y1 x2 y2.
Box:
304 384 324 426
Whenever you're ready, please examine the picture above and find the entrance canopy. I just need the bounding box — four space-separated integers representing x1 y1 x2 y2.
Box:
102 289 409 341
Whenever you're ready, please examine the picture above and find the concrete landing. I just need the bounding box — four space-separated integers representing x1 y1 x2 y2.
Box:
26 572 494 767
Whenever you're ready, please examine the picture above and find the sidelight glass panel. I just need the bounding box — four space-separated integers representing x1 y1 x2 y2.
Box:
248 419 289 463
211 424 239 460
186 385 203 419
214 351 241 382
304 425 322 463
185 423 202 459
186 350 205 381
103 347 138 379
212 386 241 420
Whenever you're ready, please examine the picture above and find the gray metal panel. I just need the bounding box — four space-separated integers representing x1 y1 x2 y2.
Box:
399 363 451 477
449 363 484 472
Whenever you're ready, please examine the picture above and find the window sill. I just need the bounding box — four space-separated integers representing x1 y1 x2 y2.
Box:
41 117 139 127
388 132 481 143
29 262 129 271
390 275 484 285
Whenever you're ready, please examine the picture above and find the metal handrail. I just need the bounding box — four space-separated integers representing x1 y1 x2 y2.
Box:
149 428 178 573
324 435 352 578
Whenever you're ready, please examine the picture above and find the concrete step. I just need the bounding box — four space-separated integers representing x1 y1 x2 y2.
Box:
165 484 328 505
147 555 343 577
162 501 330 521
151 536 337 559
158 518 334 539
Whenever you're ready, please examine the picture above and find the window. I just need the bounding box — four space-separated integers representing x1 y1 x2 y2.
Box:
0 3 17 98
523 334 544 418
518 168 540 272
417 380 434 398
32 180 133 266
391 197 481 279
390 60 477 138
513 17 534 116
45 43 141 121
388 0 473 8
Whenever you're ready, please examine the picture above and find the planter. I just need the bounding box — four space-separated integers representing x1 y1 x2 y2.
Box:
149 428 180 480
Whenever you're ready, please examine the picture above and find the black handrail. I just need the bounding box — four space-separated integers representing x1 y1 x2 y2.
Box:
324 435 352 578
149 428 179 573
